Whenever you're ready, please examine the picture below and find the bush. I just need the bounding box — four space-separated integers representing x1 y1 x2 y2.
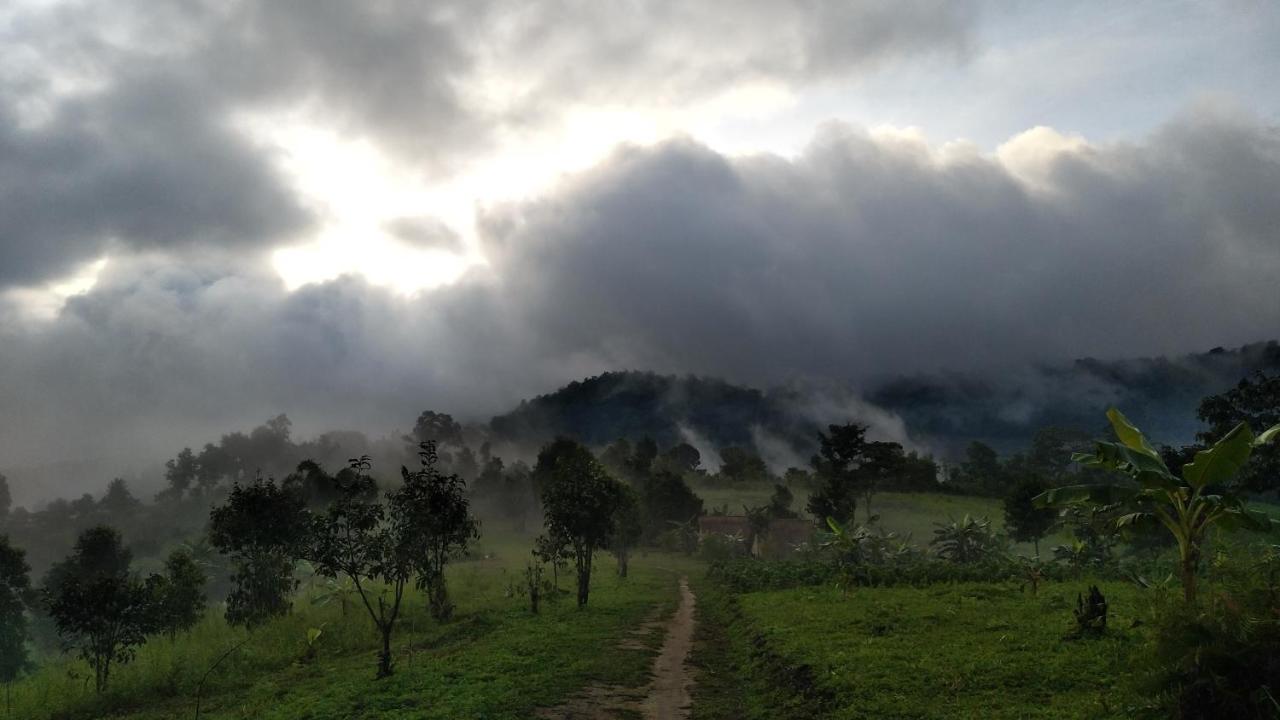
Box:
1141 545 1280 719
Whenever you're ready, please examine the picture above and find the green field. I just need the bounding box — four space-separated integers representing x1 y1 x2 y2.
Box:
10 535 697 720
695 580 1146 719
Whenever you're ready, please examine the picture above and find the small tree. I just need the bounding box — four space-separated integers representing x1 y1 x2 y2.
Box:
44 527 155 693
539 441 624 607
0 535 31 711
929 515 1004 564
393 442 479 622
146 549 207 641
308 456 405 678
609 486 643 577
1037 408 1280 603
638 469 704 542
1003 476 1056 556
209 477 311 628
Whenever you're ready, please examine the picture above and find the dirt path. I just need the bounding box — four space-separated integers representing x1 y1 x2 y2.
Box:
536 575 698 719
641 577 697 719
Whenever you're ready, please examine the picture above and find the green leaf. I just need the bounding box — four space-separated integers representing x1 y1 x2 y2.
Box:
1075 442 1177 489
1215 508 1278 534
1182 422 1254 489
1106 408 1161 459
1034 484 1139 508
1255 424 1280 447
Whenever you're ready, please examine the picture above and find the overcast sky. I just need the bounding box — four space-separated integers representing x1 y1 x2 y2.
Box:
1 0 1278 475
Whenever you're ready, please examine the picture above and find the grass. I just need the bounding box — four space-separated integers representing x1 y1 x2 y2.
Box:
693 578 1150 719
10 535 700 720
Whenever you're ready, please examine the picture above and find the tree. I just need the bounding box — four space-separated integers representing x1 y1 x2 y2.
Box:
609 485 643 577
208 477 310 628
656 442 701 476
807 424 867 525
538 440 624 607
159 447 199 502
767 483 798 519
1003 476 1055 556
408 410 463 448
638 470 704 542
1198 371 1280 492
930 515 1004 564
0 535 31 711
951 441 1005 496
856 441 906 523
44 526 154 693
100 478 141 518
1037 408 1280 602
717 446 769 484
307 456 403 678
0 474 10 519
392 443 479 622
146 549 207 641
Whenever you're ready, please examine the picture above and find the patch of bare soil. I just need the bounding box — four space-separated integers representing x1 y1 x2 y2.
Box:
535 576 698 720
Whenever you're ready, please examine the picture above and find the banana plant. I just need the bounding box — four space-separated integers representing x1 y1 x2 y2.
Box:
1035 408 1280 602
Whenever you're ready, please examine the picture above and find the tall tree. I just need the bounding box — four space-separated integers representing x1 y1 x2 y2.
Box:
807 424 867 525
609 485 643 577
0 535 31 711
638 470 704 542
209 478 310 628
44 526 155 693
538 440 624 607
1003 476 1055 556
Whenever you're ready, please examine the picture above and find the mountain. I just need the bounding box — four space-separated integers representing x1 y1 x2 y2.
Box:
488 341 1280 464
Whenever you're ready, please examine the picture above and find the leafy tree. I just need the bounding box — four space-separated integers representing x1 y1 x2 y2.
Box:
856 440 906 522
44 526 154 693
99 478 141 518
627 437 659 480
1037 408 1280 602
0 535 31 710
1197 371 1280 492
1003 476 1056 556
146 549 207 641
717 446 769 484
538 440 624 607
807 424 867 525
655 442 701 476
609 485 643 577
1027 427 1093 480
638 470 704 542
599 439 634 480
951 441 1005 496
408 410 463 448
208 477 310 628
158 447 199 502
392 443 479 622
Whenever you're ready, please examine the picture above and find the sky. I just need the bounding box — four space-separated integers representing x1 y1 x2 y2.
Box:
1 0 1279 480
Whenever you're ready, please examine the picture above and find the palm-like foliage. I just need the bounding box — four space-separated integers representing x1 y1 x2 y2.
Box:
929 515 1005 564
1036 408 1280 602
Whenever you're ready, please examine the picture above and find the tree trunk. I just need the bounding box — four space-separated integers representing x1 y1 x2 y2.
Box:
576 551 591 608
617 549 629 578
1182 554 1198 604
377 626 393 678
865 493 873 523
1033 538 1040 558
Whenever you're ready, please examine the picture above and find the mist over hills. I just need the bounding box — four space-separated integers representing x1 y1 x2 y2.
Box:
488 340 1280 465
5 340 1277 509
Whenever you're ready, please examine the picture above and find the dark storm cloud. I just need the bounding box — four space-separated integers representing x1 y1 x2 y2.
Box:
0 0 978 286
479 108 1280 383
